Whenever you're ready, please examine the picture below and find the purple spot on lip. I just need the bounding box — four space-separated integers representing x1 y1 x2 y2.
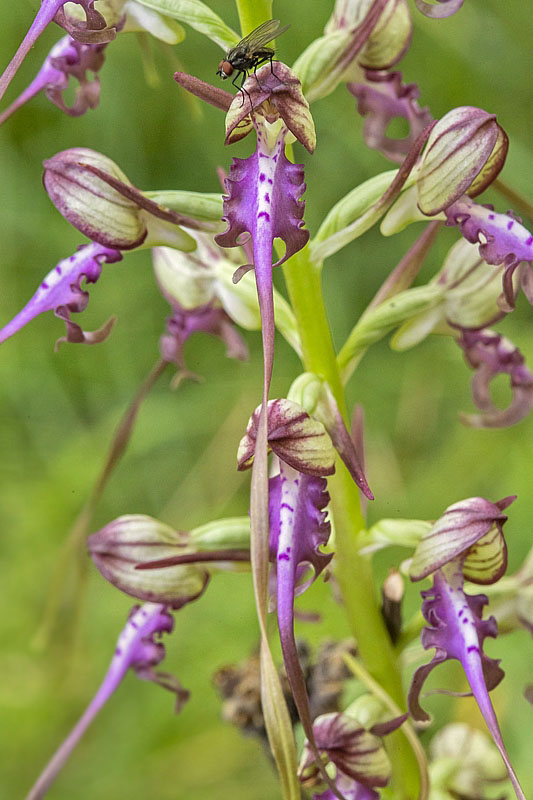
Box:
458 609 463 617
257 211 270 221
272 155 278 163
467 645 479 653
462 618 468 624
55 265 62 274
115 648 122 656
264 193 270 203
526 236 533 246
278 553 290 561
41 281 49 289
488 213 495 220
281 503 294 511
268 178 273 184
507 220 514 230
259 173 266 182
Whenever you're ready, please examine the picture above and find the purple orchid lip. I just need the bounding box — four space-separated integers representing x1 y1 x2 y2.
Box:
0 242 122 347
0 1 116 107
458 328 533 428
0 35 107 126
26 603 187 800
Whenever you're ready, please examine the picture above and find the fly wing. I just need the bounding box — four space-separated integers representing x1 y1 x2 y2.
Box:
235 19 290 54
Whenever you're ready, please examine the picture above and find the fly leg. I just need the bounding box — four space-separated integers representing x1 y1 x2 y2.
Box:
232 70 251 109
269 55 281 82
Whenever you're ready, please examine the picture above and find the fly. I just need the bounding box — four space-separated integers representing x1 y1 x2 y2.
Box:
216 19 290 106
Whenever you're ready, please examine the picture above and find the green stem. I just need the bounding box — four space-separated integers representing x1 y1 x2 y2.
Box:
235 0 273 36
282 244 421 798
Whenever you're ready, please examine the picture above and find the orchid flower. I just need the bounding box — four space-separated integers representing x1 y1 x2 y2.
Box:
152 238 301 382
89 513 251 603
0 242 122 347
0 0 119 108
443 196 533 310
298 701 407 800
0 150 225 347
0 35 108 126
408 495 526 799
26 603 187 800
457 328 533 428
348 70 433 163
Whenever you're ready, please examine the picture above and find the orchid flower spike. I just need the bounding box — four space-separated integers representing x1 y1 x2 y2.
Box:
408 495 526 799
26 603 187 800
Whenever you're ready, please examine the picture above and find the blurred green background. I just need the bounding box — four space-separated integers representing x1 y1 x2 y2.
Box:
0 0 532 797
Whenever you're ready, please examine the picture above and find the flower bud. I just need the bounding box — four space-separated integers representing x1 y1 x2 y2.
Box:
295 0 411 102
237 398 335 476
287 372 322 415
409 496 514 584
43 148 197 251
88 514 209 607
359 0 412 70
417 106 508 215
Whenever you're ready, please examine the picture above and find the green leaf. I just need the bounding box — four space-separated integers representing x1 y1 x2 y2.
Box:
134 0 239 49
